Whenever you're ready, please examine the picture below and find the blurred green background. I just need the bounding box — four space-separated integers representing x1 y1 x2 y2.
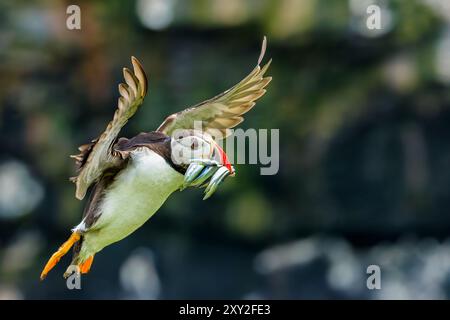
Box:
2 0 450 299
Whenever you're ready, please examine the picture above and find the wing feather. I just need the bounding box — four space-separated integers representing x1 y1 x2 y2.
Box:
156 37 272 139
71 56 148 200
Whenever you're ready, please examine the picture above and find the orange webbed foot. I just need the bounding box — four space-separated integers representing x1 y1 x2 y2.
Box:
79 255 94 274
40 232 81 280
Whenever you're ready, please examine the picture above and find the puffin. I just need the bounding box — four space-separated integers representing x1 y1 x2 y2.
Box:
40 37 272 280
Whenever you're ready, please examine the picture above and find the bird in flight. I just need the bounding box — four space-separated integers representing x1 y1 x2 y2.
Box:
40 37 272 280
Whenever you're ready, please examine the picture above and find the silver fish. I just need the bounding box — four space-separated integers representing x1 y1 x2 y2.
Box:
190 166 219 187
180 163 205 190
203 167 230 200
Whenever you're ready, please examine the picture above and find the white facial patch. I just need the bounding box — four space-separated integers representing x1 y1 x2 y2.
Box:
171 134 212 166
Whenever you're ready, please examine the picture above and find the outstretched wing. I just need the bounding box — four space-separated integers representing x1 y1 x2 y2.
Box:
71 56 148 200
156 37 271 140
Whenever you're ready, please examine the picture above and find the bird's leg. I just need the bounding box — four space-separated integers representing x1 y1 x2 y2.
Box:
40 232 81 280
79 255 94 274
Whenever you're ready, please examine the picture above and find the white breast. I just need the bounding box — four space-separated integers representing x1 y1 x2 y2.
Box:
80 147 183 256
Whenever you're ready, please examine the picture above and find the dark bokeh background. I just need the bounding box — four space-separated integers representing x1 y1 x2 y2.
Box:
2 0 450 299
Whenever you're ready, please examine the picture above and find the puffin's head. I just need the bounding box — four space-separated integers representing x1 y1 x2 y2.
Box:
170 129 234 174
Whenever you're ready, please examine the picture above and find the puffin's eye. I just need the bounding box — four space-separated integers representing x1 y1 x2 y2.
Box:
191 139 199 150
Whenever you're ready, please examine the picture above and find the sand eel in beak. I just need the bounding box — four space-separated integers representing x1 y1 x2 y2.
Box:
40 37 272 280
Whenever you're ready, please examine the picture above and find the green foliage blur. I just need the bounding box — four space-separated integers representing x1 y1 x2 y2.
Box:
1 0 450 299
